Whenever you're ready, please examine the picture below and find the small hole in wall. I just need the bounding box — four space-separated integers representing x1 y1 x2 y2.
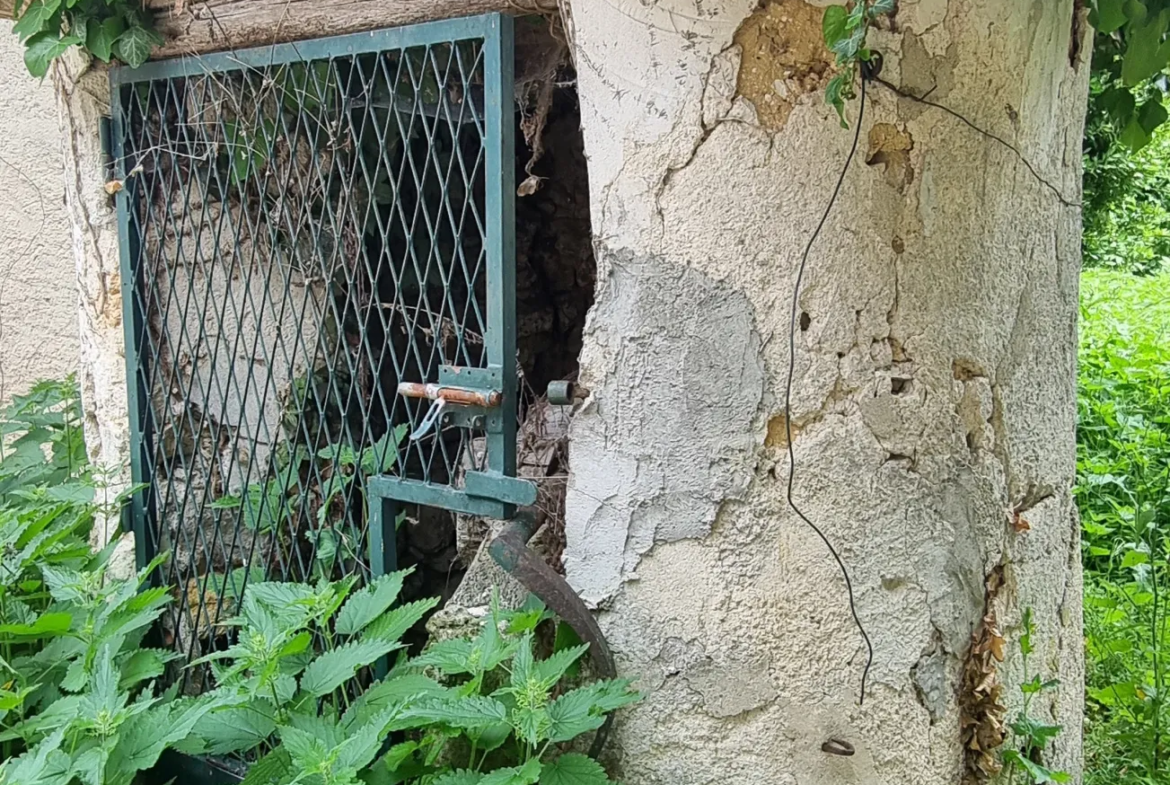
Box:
891 377 911 395
966 432 976 452
799 312 811 332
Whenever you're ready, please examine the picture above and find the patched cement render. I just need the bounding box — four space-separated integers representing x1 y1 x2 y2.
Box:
565 0 1087 781
564 251 764 602
0 27 78 404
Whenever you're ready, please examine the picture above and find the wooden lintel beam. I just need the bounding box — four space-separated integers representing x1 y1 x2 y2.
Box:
150 0 556 57
2 0 559 57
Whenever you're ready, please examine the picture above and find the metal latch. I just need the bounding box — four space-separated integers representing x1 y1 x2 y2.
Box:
393 365 536 509
397 381 501 440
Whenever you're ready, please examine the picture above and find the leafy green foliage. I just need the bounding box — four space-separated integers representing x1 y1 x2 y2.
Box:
820 1 895 127
0 380 637 783
1087 0 1170 151
213 424 408 582
183 583 638 785
1080 270 1170 783
1083 76 1170 274
10 0 162 77
1001 608 1070 785
0 379 200 783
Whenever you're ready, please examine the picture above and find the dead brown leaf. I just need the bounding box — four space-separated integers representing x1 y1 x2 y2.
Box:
1011 511 1032 533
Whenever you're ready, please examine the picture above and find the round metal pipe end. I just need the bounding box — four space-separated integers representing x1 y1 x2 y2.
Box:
547 380 575 406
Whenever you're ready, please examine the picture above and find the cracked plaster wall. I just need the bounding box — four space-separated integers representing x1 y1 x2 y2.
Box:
564 0 1087 781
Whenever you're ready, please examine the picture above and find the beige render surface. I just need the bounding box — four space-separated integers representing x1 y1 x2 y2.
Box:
0 23 78 404
563 0 1087 781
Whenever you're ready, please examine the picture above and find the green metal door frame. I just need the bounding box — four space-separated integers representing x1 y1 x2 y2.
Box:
110 13 525 660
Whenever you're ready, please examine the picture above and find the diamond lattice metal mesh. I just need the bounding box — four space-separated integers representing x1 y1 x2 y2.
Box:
112 18 511 667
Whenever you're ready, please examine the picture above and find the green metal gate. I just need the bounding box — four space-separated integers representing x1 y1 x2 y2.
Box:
110 13 531 665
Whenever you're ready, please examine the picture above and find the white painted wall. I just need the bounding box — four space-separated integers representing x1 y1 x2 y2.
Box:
0 24 78 404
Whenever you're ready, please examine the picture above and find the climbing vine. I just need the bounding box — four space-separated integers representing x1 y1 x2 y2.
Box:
10 0 160 78
821 0 894 126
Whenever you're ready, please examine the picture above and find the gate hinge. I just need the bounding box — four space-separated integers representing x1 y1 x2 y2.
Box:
98 116 115 181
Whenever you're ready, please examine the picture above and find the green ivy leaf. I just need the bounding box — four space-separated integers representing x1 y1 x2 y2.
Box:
868 0 896 17
538 754 611 785
68 14 85 46
12 0 62 41
86 16 125 63
112 24 161 69
846 1 866 29
822 5 849 48
830 23 867 62
825 72 851 128
23 32 79 78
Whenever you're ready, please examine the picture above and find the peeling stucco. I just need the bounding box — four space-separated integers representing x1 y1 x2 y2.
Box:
565 250 764 603
732 0 835 131
566 0 1087 779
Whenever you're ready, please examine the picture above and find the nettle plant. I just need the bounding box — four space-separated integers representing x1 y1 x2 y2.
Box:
11 0 161 78
179 572 639 785
1002 608 1071 785
0 375 191 785
0 557 229 785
